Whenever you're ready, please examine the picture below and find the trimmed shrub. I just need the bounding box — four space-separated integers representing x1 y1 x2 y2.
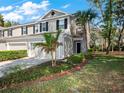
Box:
85 49 93 59
0 50 27 62
67 53 85 64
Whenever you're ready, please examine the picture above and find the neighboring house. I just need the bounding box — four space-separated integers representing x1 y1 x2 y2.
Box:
0 9 90 59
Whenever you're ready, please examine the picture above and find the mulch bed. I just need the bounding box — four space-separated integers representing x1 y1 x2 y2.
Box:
40 59 88 81
1 60 88 90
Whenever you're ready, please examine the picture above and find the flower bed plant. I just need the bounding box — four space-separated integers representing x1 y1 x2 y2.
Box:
0 50 27 62
67 53 85 64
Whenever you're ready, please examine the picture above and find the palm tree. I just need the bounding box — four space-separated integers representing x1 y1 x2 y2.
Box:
0 14 4 27
34 30 62 67
74 9 97 52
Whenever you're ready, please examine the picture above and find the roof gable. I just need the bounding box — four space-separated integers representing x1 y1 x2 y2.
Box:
40 9 69 19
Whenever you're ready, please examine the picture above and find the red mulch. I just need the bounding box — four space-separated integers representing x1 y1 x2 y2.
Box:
40 60 88 81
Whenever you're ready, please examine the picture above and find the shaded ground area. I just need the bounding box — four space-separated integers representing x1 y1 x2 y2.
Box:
0 55 124 93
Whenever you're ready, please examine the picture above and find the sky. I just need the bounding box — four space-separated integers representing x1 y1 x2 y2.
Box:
0 0 92 23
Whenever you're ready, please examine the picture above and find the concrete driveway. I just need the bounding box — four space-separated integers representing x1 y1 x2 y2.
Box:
0 57 50 78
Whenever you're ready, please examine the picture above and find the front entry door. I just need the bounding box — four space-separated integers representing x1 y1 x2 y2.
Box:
76 42 81 53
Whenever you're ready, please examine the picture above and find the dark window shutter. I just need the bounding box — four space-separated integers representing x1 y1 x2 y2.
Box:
33 25 35 34
7 30 9 36
40 23 42 32
56 20 59 30
26 26 28 34
3 30 4 37
46 22 48 31
21 27 23 35
10 29 12 36
64 18 68 29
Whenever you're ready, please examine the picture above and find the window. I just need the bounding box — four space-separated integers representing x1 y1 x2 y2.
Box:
35 24 39 33
51 11 55 16
59 19 64 29
42 23 46 31
0 30 2 37
22 26 27 35
40 23 42 32
8 29 12 36
56 18 68 30
42 22 48 31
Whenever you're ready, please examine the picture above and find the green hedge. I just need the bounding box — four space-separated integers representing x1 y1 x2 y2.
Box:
67 53 85 64
0 50 27 62
84 49 94 59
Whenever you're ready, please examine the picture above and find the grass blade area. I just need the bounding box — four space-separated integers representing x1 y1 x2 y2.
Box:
0 55 124 93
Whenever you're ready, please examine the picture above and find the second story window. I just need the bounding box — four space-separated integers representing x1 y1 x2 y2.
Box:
22 26 27 35
56 18 68 30
8 29 12 36
59 19 64 29
42 22 48 31
0 30 3 37
35 24 39 33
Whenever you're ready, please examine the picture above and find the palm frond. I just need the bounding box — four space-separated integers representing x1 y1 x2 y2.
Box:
34 42 47 47
55 30 62 41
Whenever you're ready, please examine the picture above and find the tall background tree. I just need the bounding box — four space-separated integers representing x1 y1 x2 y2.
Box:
74 9 97 52
88 0 114 54
0 14 20 27
114 0 124 51
4 21 20 27
0 14 4 27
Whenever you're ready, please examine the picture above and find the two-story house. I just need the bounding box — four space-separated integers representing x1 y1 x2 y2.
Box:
0 9 90 59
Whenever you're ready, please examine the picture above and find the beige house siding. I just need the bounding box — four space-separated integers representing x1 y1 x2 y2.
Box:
27 25 33 35
12 27 22 37
8 42 27 50
0 43 7 50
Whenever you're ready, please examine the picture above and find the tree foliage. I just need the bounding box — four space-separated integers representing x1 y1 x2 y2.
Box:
0 14 4 27
74 9 97 52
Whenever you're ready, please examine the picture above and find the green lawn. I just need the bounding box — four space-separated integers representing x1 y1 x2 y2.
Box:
0 55 124 93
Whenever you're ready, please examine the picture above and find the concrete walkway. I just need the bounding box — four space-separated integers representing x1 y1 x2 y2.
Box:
0 57 50 78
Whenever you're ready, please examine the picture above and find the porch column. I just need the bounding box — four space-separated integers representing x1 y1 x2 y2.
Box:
6 42 10 50
27 42 33 57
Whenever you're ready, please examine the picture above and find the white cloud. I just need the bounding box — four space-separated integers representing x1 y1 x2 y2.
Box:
0 6 13 12
3 12 23 22
31 16 40 20
62 4 71 9
2 0 50 23
18 0 50 15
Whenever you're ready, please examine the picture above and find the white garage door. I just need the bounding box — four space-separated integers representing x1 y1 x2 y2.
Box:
0 43 7 51
9 42 27 50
